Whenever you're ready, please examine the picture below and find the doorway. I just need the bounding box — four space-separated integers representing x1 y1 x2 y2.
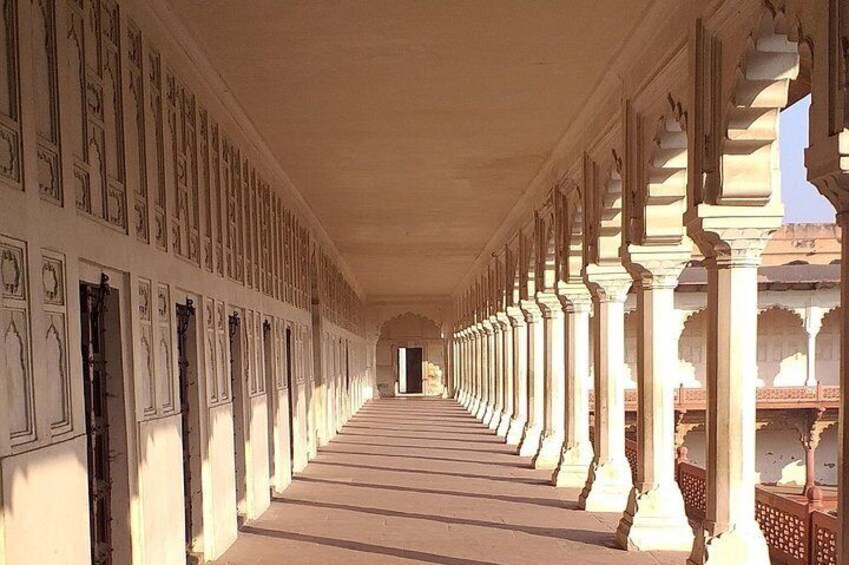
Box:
79 275 131 565
228 313 248 527
285 327 295 471
398 347 423 394
176 300 202 563
262 320 276 488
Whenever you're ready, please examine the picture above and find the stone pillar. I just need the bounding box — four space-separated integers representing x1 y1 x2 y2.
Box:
475 322 491 421
506 307 528 446
497 312 514 438
687 255 769 564
478 319 495 420
839 212 849 565
470 326 482 415
460 332 471 407
804 307 824 387
616 272 694 551
487 316 503 430
554 286 594 488
519 301 544 458
579 273 633 512
534 294 566 469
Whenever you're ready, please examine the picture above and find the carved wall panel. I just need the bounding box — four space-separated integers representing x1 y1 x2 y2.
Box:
156 282 174 413
0 0 22 190
126 21 147 241
166 70 199 264
41 251 70 433
223 137 243 282
32 0 61 203
1 236 34 445
137 277 156 416
203 297 217 403
216 301 228 401
68 0 127 230
211 121 224 277
199 106 213 272
244 160 254 289
146 46 167 250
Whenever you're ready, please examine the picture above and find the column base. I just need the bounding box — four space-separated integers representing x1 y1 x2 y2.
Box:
475 401 488 420
552 441 593 488
495 412 511 438
532 433 564 470
487 409 501 431
616 483 694 551
518 424 543 458
687 522 770 565
578 457 632 513
506 417 527 446
481 404 494 424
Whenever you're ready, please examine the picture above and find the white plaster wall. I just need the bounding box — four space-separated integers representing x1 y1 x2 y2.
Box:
204 403 238 559
246 396 270 519
1 438 90 565
138 416 186 565
682 427 839 487
270 388 293 494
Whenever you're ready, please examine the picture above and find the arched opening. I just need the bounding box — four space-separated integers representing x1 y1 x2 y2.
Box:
756 306 806 386
376 313 444 397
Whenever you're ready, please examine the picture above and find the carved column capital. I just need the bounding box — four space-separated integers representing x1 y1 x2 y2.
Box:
557 281 592 313
584 262 632 303
495 311 511 330
519 299 542 323
535 291 563 318
505 305 526 327
686 206 780 268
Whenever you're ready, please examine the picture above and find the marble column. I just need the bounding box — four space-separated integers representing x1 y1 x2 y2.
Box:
579 272 633 512
687 255 769 564
506 307 528 446
617 272 694 551
487 316 503 430
519 301 544 457
534 293 566 469
804 307 824 387
460 332 469 407
470 326 482 415
476 321 492 421
496 312 514 438
553 285 594 488
839 212 849 565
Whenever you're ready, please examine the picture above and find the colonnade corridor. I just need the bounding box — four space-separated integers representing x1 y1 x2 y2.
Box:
214 398 683 565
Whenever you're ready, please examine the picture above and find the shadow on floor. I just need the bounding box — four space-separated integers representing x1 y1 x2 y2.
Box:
239 527 502 565
273 497 621 549
293 476 568 509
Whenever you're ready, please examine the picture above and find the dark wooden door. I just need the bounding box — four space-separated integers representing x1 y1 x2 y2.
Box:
80 276 112 565
285 328 295 468
406 347 423 393
176 300 196 561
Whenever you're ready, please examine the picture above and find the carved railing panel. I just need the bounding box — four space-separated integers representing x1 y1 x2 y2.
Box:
755 489 808 564
810 511 837 565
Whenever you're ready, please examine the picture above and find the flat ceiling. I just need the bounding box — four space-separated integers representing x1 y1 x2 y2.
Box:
166 0 653 299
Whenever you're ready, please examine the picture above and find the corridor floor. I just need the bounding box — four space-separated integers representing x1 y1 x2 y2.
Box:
215 398 686 565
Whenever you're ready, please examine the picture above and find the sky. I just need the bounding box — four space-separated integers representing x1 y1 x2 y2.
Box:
778 95 835 223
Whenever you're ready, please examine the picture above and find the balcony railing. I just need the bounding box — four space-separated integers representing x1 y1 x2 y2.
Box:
675 459 838 564
588 384 840 411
